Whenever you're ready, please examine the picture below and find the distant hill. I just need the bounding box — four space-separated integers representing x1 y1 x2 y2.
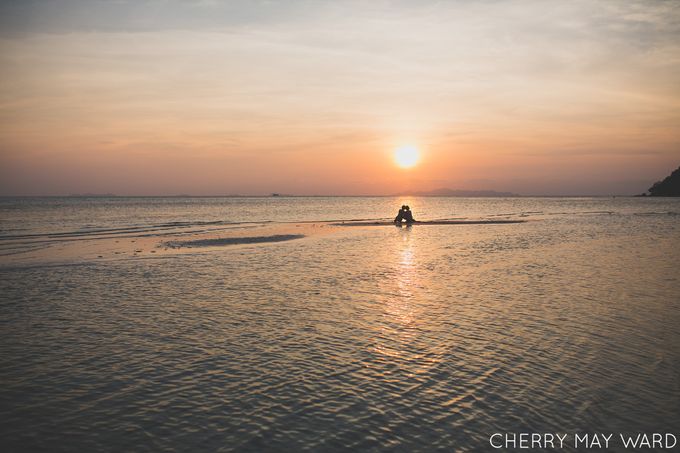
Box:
67 193 117 197
394 188 518 197
645 166 680 197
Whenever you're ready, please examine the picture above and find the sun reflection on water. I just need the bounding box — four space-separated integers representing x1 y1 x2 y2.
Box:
371 228 420 359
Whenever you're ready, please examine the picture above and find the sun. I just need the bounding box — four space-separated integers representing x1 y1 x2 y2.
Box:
394 145 420 168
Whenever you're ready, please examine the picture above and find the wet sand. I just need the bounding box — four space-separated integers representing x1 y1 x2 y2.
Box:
0 222 339 267
334 219 527 226
0 219 532 268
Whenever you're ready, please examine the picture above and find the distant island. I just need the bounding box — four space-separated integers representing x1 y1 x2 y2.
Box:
641 165 680 197
67 193 117 197
394 188 518 197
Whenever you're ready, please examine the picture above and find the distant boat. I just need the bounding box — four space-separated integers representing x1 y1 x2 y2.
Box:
271 193 280 197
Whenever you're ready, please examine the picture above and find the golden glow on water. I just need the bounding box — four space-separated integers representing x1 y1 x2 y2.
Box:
372 228 419 361
397 232 416 300
2 197 680 451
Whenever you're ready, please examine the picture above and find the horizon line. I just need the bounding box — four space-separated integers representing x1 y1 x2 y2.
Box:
0 193 653 199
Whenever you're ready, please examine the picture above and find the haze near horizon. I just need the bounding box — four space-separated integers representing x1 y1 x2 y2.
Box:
1 0 679 196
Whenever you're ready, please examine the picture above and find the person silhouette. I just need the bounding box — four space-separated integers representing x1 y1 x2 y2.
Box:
394 205 416 224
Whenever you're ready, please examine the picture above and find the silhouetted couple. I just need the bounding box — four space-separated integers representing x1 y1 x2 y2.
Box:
394 205 416 224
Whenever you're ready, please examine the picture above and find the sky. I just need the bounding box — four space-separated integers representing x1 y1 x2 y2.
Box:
0 0 679 196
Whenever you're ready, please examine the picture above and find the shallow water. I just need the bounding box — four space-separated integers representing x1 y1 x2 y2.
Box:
1 197 679 452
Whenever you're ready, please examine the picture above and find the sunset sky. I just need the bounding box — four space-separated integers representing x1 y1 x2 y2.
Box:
1 0 679 196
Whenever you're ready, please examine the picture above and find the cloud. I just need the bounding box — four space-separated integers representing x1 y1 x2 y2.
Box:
1 0 679 195
0 0 322 35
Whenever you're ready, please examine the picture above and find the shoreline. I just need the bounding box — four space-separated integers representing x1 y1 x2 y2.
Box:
0 218 531 268
333 219 527 226
0 222 339 268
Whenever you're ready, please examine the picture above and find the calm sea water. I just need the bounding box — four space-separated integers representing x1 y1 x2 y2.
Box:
1 197 679 452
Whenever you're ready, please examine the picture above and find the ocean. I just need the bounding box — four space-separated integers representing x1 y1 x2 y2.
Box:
1 196 679 452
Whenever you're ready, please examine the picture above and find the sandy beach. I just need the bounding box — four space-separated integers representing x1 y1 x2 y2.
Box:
0 221 343 267
0 216 532 268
